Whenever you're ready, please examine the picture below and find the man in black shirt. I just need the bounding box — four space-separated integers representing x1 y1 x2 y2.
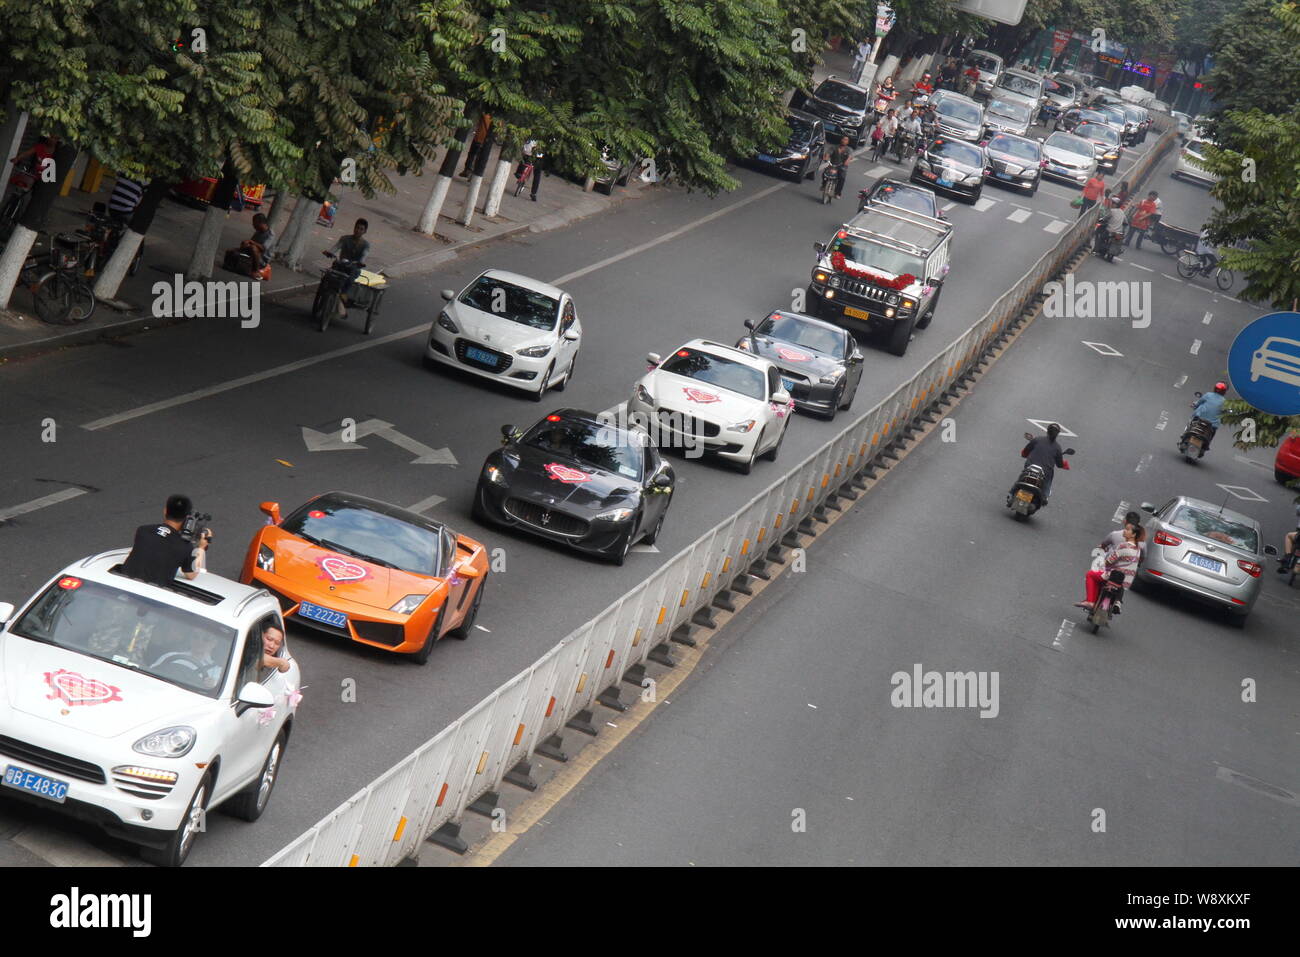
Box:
824 136 852 199
1018 424 1067 502
120 494 209 587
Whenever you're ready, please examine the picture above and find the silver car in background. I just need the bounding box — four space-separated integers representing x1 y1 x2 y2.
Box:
983 95 1034 137
1041 131 1098 185
1136 497 1278 624
967 49 1003 99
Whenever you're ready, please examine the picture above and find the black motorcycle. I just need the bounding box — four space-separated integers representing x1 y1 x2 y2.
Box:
1007 432 1075 520
1177 393 1215 462
1093 220 1121 262
311 252 387 334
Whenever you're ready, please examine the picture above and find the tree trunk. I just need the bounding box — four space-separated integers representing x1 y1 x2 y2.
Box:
416 118 474 235
274 194 309 262
459 131 495 227
0 223 37 310
482 152 512 217
0 140 77 309
266 191 295 240
93 180 169 301
283 196 317 271
184 160 239 280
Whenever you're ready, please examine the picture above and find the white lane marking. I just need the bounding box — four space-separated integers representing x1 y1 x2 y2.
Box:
1042 219 1067 234
1174 374 1187 389
1216 484 1267 503
941 201 956 211
406 494 447 514
630 543 660 554
1027 418 1078 437
865 165 892 179
1202 311 1213 325
1081 341 1123 356
1190 339 1202 355
475 625 491 632
83 186 788 431
551 182 787 286
1006 208 1032 223
973 197 996 212
1131 263 1153 272
13 825 124 867
1008 201 1033 211
807 703 818 709
0 487 88 523
1162 273 1181 282
1234 455 1274 474
1051 618 1075 651
1155 410 1169 431
1111 500 1130 524
1135 453 1153 473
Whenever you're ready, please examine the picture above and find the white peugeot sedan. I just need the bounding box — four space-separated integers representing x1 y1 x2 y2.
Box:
0 551 301 866
627 338 794 473
425 268 581 400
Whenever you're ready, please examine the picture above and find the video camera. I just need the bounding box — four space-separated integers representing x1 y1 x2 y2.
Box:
180 510 213 545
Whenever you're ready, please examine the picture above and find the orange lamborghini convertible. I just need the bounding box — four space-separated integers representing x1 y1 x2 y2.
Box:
240 492 488 664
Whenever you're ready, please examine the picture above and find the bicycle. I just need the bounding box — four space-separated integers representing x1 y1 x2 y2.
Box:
0 159 38 240
513 158 536 197
18 248 73 324
38 233 98 323
1175 249 1233 290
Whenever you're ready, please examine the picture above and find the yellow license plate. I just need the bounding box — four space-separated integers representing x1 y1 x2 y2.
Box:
1015 490 1033 502
842 306 871 320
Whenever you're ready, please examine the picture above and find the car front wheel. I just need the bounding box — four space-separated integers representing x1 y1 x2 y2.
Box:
141 772 211 867
227 730 286 822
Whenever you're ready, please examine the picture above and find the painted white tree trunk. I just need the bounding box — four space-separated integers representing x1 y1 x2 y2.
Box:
481 158 512 217
275 195 310 263
266 191 295 241
186 205 226 280
459 174 484 227
92 230 145 300
416 175 453 235
0 223 37 310
284 198 316 271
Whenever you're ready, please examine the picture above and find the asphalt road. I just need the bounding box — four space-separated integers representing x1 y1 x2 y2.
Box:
497 146 1300 866
0 126 1187 866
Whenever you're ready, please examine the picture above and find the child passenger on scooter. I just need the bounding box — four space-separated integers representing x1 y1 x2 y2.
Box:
1076 524 1143 612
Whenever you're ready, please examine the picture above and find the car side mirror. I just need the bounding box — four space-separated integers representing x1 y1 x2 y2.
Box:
563 330 579 342
743 318 756 330
440 289 455 301
1140 502 1156 514
646 352 661 367
1064 448 1076 456
1023 432 1034 441
455 562 481 579
813 242 825 255
1263 545 1279 557
235 682 276 716
654 473 673 488
500 424 517 444
848 352 863 364
771 389 792 405
259 501 282 525
0 602 13 626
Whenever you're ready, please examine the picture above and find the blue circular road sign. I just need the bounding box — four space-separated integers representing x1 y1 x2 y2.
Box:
1227 311 1300 416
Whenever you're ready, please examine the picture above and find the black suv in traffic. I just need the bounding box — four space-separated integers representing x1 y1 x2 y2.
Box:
749 109 826 181
795 76 872 147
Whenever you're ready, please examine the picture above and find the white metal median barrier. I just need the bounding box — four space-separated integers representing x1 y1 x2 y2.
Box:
263 141 1176 866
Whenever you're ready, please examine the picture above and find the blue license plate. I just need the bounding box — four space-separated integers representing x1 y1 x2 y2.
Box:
465 345 497 365
299 601 348 629
995 172 1014 180
937 177 954 188
824 122 837 132
781 377 795 392
1186 553 1225 574
3 765 69 804
757 154 777 164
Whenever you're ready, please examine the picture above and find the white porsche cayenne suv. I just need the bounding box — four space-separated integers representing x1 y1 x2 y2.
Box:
0 550 301 866
627 338 795 473
425 268 582 400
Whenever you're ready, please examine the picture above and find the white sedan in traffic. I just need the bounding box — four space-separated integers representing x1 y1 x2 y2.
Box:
627 338 794 473
425 268 581 400
0 551 301 866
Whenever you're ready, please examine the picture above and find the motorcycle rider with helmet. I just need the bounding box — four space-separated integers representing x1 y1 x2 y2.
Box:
1276 504 1300 573
1013 423 1069 505
1183 382 1227 452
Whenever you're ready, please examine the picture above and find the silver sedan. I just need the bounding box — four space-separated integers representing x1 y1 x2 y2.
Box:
1135 496 1279 624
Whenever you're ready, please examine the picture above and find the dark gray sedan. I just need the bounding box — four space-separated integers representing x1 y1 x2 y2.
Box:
736 310 864 420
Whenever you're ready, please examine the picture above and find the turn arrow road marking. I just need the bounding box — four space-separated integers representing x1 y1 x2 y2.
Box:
301 419 458 465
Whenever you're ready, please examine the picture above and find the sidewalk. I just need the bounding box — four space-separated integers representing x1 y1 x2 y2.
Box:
0 152 654 361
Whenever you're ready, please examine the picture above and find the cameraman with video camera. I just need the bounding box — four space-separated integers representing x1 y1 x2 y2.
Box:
121 494 211 587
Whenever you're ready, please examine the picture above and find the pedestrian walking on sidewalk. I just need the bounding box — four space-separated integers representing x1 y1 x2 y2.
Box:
108 175 148 224
460 114 493 177
1079 172 1105 218
516 140 545 201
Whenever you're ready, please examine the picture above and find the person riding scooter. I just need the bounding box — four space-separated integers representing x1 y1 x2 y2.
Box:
1182 382 1227 453
1015 423 1069 505
1276 504 1300 573
823 136 852 200
1093 193 1126 262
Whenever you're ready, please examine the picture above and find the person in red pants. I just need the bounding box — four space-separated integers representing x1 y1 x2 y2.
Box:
1077 524 1142 610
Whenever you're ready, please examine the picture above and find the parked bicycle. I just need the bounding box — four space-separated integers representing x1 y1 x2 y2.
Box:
0 159 38 240
78 202 143 277
514 157 536 197
1175 248 1233 290
16 234 95 325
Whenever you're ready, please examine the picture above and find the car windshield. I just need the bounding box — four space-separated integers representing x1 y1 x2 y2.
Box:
757 315 846 358
9 577 238 697
989 135 1039 161
523 419 643 479
869 183 935 216
1097 107 1127 126
971 54 999 72
282 498 446 576
1168 506 1259 553
458 275 560 331
786 116 814 144
938 99 982 124
989 99 1030 121
828 235 925 281
1124 107 1144 122
1076 109 1106 124
930 139 983 167
998 74 1040 97
660 348 768 401
815 81 867 110
1185 140 1207 158
1077 123 1119 145
1046 133 1094 156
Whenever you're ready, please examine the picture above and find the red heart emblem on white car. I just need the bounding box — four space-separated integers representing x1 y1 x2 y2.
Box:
776 346 810 362
683 387 721 404
544 462 591 483
45 669 123 707
318 556 370 582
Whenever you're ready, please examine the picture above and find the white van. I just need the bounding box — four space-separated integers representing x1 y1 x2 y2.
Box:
967 50 1003 99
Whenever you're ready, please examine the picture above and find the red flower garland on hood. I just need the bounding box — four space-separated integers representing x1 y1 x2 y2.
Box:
829 250 917 290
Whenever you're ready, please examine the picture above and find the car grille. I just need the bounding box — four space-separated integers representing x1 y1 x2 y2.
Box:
779 370 812 399
0 735 106 785
503 498 589 537
352 620 407 647
656 407 721 438
840 280 895 301
454 338 513 373
111 769 177 801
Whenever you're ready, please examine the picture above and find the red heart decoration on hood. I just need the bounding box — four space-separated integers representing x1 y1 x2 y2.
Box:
683 387 721 404
776 346 810 362
45 669 123 707
544 462 592 483
318 556 371 582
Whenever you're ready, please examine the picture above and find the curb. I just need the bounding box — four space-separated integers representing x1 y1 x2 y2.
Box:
0 182 654 364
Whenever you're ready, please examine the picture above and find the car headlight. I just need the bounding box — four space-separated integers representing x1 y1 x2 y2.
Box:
517 344 551 358
728 419 757 433
819 368 845 384
964 173 981 183
788 152 808 161
256 544 275 573
133 726 197 758
1104 151 1118 160
113 765 180 785
596 507 635 522
813 271 829 283
389 594 427 615
635 384 653 405
828 276 841 288
437 310 458 334
887 292 900 305
484 464 507 485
